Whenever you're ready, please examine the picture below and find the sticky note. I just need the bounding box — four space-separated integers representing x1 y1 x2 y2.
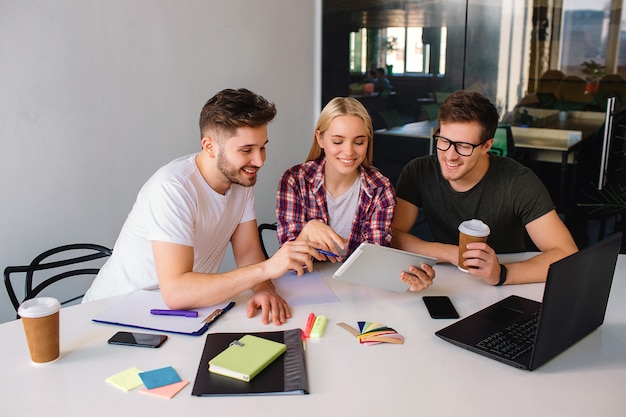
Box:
106 367 144 392
139 380 189 399
138 366 182 389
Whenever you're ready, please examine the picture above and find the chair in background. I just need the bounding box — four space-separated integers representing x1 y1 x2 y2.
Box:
378 110 406 128
489 124 516 158
535 69 565 108
4 243 112 316
433 91 452 103
258 223 278 259
378 88 392 99
595 74 626 111
420 91 451 120
554 75 592 110
421 103 440 120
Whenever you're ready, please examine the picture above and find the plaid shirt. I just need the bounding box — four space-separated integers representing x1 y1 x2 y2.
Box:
276 158 396 256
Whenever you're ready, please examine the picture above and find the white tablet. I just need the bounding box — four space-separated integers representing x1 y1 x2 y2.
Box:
332 243 437 292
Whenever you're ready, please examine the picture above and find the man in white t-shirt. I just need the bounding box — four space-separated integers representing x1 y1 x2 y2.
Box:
84 88 324 325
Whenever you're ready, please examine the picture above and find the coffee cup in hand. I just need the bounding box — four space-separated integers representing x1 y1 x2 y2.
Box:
458 219 490 272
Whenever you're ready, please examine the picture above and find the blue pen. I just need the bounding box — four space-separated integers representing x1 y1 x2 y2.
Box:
150 309 199 318
317 248 340 258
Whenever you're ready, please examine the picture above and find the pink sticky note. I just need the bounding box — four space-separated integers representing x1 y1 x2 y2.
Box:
139 380 189 399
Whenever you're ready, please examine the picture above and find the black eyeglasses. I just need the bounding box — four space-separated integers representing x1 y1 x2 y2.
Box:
433 134 486 157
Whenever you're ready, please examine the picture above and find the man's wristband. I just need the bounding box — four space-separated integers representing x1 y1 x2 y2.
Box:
496 264 507 286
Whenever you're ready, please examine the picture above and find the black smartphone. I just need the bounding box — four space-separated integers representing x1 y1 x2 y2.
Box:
422 296 459 319
107 331 168 348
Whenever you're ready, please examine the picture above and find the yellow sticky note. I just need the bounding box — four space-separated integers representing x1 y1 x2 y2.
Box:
106 367 144 392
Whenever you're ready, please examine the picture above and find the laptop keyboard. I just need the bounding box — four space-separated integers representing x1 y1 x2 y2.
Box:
476 312 540 359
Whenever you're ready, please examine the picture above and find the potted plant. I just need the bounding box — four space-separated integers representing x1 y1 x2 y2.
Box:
580 60 607 94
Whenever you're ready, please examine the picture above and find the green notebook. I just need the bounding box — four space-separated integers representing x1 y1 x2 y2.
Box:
208 335 287 382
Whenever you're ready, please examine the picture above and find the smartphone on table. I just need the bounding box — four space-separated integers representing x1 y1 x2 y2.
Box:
422 296 459 319
107 331 168 348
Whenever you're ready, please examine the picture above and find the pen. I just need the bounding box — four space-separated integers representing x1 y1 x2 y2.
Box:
150 309 199 318
303 312 316 338
317 248 340 258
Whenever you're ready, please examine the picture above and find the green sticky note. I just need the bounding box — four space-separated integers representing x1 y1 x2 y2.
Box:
106 367 144 392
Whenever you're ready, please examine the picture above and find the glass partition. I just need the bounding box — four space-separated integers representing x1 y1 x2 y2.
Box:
323 0 624 119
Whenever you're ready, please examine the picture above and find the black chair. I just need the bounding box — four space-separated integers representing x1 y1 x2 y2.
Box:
257 223 278 259
4 243 112 316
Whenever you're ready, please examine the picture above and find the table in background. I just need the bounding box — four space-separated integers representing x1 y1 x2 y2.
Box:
512 110 605 211
373 120 436 183
2 254 625 416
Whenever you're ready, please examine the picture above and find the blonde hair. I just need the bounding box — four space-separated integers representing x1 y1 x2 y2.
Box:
305 97 374 167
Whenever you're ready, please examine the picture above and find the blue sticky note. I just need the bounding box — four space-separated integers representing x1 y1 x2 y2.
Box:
138 366 182 390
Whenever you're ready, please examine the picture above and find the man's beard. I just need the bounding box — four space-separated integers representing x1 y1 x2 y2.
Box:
216 152 258 187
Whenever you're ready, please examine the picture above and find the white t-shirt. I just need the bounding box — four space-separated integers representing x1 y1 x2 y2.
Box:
83 154 256 302
327 177 361 245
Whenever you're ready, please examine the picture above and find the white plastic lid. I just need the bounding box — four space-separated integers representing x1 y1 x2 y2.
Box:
18 297 61 318
458 219 490 237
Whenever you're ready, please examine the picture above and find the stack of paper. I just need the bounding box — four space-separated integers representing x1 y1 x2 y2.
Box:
337 321 405 345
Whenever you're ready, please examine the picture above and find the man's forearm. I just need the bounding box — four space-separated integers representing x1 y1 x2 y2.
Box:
392 229 457 264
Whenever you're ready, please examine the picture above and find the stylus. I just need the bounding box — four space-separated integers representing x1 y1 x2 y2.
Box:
317 248 340 258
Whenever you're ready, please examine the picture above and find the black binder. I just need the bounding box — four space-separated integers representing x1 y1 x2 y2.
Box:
191 328 309 396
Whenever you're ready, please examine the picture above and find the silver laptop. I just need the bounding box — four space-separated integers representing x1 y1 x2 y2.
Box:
435 232 622 370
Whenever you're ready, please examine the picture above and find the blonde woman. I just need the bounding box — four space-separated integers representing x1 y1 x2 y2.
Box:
275 97 395 259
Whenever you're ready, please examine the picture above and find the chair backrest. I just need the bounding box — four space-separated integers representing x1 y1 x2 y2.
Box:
257 223 278 259
597 74 626 110
555 75 589 103
378 110 405 128
422 103 440 120
537 69 565 94
489 124 515 157
4 243 112 315
434 91 452 103
378 88 392 99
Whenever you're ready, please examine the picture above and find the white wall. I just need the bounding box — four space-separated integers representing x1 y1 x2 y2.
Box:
0 0 321 323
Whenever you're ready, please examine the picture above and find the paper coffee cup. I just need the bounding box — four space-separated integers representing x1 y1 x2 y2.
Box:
18 297 61 364
458 219 490 272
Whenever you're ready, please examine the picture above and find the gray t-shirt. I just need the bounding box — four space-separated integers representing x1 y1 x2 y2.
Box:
396 155 554 253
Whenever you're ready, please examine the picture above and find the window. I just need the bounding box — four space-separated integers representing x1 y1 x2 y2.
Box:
349 26 447 75
349 29 367 74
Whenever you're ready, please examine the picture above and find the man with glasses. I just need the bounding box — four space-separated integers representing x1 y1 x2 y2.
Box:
391 90 577 289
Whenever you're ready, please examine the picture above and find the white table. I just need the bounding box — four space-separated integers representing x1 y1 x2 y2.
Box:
2 254 625 416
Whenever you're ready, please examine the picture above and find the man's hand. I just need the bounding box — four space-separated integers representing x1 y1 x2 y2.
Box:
246 284 291 325
461 242 500 285
264 240 325 277
400 263 436 291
